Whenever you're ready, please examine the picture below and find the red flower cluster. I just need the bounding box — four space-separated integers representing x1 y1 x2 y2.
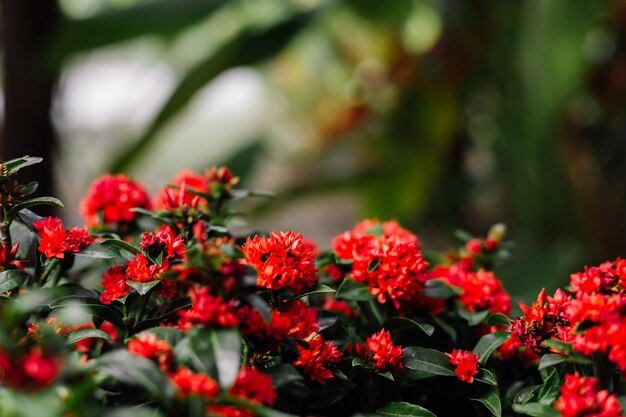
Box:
554 373 622 417
206 406 253 417
100 266 130 304
355 329 404 371
169 367 219 399
242 231 319 295
446 349 479 384
100 253 170 304
128 333 173 369
34 217 93 259
238 300 320 343
333 220 432 313
230 366 277 405
570 258 626 295
323 298 356 318
80 174 151 227
433 263 510 315
510 288 572 354
0 348 59 389
140 226 186 260
293 334 342 384
0 242 22 271
178 288 240 329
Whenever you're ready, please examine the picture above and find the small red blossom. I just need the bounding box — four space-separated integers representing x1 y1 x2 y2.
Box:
293 334 342 384
284 300 320 340
242 231 319 295
100 265 131 304
153 170 207 210
446 349 479 384
128 333 172 369
323 298 356 318
206 406 254 417
0 242 23 271
126 253 168 283
355 329 403 371
34 217 93 259
178 288 239 329
140 226 186 260
169 367 219 399
0 348 60 390
230 366 277 405
80 174 151 227
570 259 626 296
238 306 291 342
554 373 622 417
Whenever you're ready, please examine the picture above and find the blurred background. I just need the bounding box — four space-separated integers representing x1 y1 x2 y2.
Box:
1 0 625 302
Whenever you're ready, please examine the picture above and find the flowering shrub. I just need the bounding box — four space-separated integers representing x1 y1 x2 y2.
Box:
0 156 625 416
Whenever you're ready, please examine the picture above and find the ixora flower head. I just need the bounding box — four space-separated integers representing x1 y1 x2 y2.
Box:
242 231 319 294
554 373 623 417
80 174 151 227
446 349 479 384
355 329 404 371
293 334 342 384
34 217 93 259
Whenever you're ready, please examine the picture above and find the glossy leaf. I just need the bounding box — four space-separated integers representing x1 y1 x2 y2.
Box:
0 269 28 293
66 328 112 345
3 156 43 174
7 197 64 219
475 368 498 386
471 388 501 417
473 331 510 364
126 280 160 295
383 317 435 337
376 401 436 417
423 279 460 299
336 279 373 301
101 239 143 255
402 346 455 377
512 403 560 417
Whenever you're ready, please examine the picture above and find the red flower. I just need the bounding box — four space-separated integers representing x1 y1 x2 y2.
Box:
140 226 186 260
80 174 151 227
169 367 219 399
355 329 403 371
283 300 320 340
206 406 254 417
153 170 208 210
126 253 165 283
554 373 622 417
323 298 356 318
178 288 239 329
34 217 93 259
0 242 23 271
128 333 172 369
230 366 277 405
238 306 291 342
21 350 59 388
446 349 479 384
570 259 626 296
293 334 342 384
242 231 319 295
100 265 131 304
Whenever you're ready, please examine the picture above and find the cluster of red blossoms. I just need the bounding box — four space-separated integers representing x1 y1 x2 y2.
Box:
554 373 623 417
355 329 404 371
129 332 275 416
80 174 151 227
446 349 479 384
34 217 93 259
0 348 60 390
332 220 435 313
242 231 319 295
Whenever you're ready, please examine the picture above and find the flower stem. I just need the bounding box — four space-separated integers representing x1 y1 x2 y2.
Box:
39 258 59 285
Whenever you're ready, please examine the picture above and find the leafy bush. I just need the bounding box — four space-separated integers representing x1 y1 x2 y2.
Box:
0 156 623 417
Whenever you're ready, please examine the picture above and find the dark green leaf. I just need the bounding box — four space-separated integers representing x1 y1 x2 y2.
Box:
3 156 43 174
0 269 28 292
376 401 436 417
458 305 490 326
471 388 501 417
541 339 572 354
423 279 460 299
66 328 112 345
211 328 242 389
383 317 434 337
428 313 457 342
16 208 44 228
23 182 38 197
336 279 373 301
140 327 185 345
76 242 119 259
486 313 511 328
245 294 272 324
51 303 126 336
538 353 566 370
512 403 560 417
514 385 541 404
132 298 192 334
7 197 64 219
126 280 160 295
302 382 356 408
475 368 498 386
473 331 510 364
537 369 561 405
101 238 143 255
293 284 335 299
109 10 315 173
402 346 455 378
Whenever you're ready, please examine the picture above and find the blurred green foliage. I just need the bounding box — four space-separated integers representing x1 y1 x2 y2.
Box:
8 0 626 300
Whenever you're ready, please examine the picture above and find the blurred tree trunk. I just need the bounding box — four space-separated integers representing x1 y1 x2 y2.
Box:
0 0 59 208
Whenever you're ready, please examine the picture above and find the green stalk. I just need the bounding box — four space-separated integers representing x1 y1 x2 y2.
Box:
39 258 60 285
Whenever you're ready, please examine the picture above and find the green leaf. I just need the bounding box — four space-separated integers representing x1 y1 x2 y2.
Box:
140 327 185 345
244 294 272 324
402 346 455 378
541 339 572 354
486 313 511 328
428 313 457 342
473 331 510 364
95 350 174 404
475 368 498 386
458 305 490 326
7 197 64 219
3 156 43 174
126 280 160 295
336 279 373 301
76 242 119 259
537 369 561 405
538 353 566 370
514 385 541 405
302 382 356 408
512 403 560 417
293 284 335 299
66 328 112 345
110 11 315 173
211 328 242 389
0 269 28 292
51 302 126 336
47 0 227 63
383 317 435 337
376 401 436 417
132 297 192 334
423 279 460 299
101 238 143 255
471 388 501 417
